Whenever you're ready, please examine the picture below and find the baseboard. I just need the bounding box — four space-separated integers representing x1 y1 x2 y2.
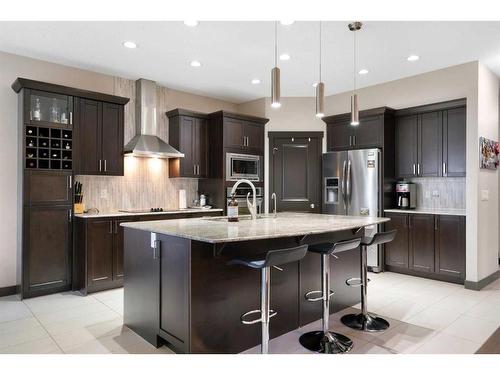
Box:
0 285 18 297
465 270 500 291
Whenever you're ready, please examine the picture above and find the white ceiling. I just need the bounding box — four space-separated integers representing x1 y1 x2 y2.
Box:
1 21 500 103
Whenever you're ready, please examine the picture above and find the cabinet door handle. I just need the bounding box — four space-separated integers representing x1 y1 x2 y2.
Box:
197 164 200 175
30 110 33 121
349 135 352 147
99 159 102 172
443 162 447 176
69 111 73 125
434 216 438 231
68 209 72 223
353 135 356 146
408 215 412 228
109 221 113 234
68 175 72 192
417 163 420 175
413 164 416 176
104 159 107 172
153 240 160 260
193 164 196 175
115 221 119 234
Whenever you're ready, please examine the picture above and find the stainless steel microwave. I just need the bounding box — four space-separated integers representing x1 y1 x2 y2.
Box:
226 152 262 181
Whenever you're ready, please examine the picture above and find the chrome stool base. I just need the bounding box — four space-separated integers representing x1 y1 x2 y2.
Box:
341 313 389 332
299 331 353 354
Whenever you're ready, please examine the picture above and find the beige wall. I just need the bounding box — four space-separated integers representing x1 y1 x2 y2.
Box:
0 51 236 289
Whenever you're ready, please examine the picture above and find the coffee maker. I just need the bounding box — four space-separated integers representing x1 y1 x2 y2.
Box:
396 182 416 209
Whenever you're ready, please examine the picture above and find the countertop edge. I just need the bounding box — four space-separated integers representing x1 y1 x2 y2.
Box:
384 209 466 216
74 208 223 219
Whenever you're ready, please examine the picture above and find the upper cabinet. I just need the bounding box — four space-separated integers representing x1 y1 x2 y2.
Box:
75 99 125 176
395 99 466 178
323 107 395 151
26 90 73 127
167 109 209 178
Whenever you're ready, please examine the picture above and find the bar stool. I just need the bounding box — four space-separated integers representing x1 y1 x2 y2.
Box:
227 244 308 354
341 230 397 332
299 237 362 354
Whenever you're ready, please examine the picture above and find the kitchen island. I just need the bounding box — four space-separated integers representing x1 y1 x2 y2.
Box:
122 212 389 353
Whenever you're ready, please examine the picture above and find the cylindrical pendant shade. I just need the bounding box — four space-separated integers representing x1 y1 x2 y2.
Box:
350 94 359 126
315 82 325 118
271 66 281 108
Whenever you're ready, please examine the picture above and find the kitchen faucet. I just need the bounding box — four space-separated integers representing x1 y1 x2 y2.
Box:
230 179 257 220
271 192 277 218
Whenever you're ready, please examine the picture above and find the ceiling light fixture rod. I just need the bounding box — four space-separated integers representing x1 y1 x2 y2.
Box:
315 21 325 118
348 21 362 126
271 21 281 108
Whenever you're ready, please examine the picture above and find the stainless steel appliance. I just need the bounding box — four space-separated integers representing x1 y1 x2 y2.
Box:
226 152 261 181
322 149 381 270
396 182 416 209
226 186 263 215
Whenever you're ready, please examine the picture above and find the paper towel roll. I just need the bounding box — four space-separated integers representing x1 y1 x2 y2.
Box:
178 189 187 209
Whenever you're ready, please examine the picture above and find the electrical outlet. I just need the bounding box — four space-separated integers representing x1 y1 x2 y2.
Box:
100 189 108 199
432 190 439 198
481 189 489 201
424 190 431 199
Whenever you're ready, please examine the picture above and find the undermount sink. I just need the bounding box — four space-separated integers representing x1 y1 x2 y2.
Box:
202 214 267 222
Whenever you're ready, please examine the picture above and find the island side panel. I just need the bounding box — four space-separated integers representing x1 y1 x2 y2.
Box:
123 228 162 347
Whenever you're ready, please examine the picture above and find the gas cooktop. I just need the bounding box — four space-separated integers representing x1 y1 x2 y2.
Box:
118 208 165 213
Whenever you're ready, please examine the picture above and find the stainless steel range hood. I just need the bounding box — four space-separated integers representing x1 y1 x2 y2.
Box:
124 79 184 158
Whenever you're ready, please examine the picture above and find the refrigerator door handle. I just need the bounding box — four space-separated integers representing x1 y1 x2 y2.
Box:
346 159 352 206
341 160 347 210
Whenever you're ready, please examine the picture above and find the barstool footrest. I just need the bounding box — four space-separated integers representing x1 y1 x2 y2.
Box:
345 277 371 287
240 309 277 325
304 290 334 302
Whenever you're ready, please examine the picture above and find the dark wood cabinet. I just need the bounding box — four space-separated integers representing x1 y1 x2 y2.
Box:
221 114 266 153
324 107 395 151
167 109 208 178
24 205 72 297
395 114 418 178
443 107 466 177
87 219 114 287
384 212 465 283
384 213 409 268
24 170 72 206
395 99 466 178
435 215 466 280
409 214 435 273
76 98 124 176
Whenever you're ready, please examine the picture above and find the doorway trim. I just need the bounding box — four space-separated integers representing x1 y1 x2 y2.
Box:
268 131 324 213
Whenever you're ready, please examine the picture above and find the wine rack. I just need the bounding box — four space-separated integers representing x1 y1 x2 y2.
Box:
25 125 72 170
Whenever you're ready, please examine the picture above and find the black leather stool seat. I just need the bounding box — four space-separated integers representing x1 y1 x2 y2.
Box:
227 244 308 269
308 238 361 255
360 230 397 247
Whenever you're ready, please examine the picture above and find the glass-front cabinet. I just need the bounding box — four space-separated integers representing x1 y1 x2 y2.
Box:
27 90 73 127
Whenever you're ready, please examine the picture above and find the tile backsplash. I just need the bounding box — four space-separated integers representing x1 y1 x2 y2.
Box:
74 77 198 212
407 177 465 209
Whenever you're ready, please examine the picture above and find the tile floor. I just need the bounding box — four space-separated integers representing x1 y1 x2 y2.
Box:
1 272 499 354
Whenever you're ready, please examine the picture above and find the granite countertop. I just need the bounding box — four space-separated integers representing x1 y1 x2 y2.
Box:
74 208 223 219
121 212 389 244
384 208 466 216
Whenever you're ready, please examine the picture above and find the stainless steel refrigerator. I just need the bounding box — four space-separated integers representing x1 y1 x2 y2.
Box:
322 149 381 271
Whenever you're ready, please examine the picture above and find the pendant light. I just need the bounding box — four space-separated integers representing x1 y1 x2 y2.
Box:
271 21 281 108
349 21 362 126
315 21 325 118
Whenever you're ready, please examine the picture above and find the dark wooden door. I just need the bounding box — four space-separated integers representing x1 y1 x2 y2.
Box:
101 102 124 176
409 214 435 273
113 218 136 281
77 99 101 174
270 133 322 212
435 215 466 280
244 121 264 153
395 115 418 178
24 170 72 206
384 213 409 268
87 219 114 286
418 111 442 177
194 118 209 177
443 107 466 177
25 205 71 295
224 117 244 149
354 115 383 148
327 122 353 151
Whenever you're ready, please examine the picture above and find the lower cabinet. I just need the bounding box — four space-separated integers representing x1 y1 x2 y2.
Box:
23 205 72 298
384 212 465 283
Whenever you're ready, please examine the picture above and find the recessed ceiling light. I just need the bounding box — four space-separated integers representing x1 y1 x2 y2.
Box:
123 41 137 49
251 78 261 85
279 53 291 61
184 20 199 27
358 69 369 75
280 20 295 26
190 60 201 67
407 54 420 62
312 82 318 87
